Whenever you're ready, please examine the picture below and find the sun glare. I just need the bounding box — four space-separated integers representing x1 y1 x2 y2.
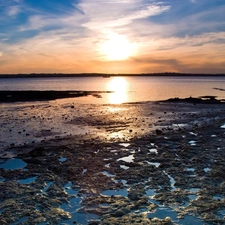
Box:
107 77 128 104
100 33 134 61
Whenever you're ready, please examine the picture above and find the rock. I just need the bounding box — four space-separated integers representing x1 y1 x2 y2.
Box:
155 129 163 135
88 220 100 225
114 208 129 217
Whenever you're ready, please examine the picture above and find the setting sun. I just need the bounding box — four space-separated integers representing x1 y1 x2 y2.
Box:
100 33 134 61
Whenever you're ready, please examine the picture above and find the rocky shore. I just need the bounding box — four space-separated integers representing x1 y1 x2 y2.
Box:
1 98 225 224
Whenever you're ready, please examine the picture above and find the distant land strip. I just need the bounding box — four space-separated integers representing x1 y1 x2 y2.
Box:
0 90 112 102
0 73 225 78
161 96 225 104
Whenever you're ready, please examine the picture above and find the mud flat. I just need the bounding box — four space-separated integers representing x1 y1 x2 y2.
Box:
1 97 225 224
0 90 111 102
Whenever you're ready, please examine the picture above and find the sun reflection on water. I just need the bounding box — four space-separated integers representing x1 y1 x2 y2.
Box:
107 77 128 104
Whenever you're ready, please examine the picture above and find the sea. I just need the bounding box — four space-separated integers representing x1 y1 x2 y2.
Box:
1 75 225 104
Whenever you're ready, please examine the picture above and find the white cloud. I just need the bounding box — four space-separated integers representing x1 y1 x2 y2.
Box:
18 3 87 32
136 31 225 57
81 1 170 31
14 0 170 56
7 5 21 16
11 0 170 42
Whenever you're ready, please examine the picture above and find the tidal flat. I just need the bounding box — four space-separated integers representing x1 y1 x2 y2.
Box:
1 98 225 224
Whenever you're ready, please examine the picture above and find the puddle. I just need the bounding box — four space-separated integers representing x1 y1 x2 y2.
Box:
204 168 210 172
168 174 176 190
186 168 195 177
149 148 158 154
110 149 118 155
217 209 225 219
18 176 37 184
61 196 99 225
188 188 199 201
120 165 129 170
0 158 27 170
63 182 78 195
189 140 196 146
147 207 178 221
146 189 157 197
189 174 196 177
148 208 205 224
146 161 160 167
163 171 176 190
189 132 197 136
117 155 134 163
213 195 223 201
113 179 128 186
102 171 115 177
179 214 206 225
12 216 28 225
186 168 195 172
42 181 53 192
121 180 127 186
59 157 67 162
119 143 130 147
105 163 110 168
188 194 197 201
102 189 128 197
110 149 117 153
173 124 187 128
82 169 87 175
189 188 200 194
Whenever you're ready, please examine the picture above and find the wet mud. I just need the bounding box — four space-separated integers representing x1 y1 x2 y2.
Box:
1 99 225 224
0 90 111 103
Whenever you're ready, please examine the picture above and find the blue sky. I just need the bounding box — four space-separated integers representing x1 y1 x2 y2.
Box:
0 0 225 74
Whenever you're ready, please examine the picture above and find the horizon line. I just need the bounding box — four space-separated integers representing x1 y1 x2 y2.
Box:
1 72 225 78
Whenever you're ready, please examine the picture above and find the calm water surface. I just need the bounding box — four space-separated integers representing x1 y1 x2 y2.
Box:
1 76 225 104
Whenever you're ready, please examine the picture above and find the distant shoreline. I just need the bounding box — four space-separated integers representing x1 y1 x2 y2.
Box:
0 72 225 78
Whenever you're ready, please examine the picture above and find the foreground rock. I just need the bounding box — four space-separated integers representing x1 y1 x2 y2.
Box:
1 101 225 224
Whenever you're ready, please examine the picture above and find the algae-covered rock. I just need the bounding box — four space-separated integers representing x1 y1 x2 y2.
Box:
102 213 174 225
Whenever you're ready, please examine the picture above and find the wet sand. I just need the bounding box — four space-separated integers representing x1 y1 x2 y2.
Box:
1 98 225 224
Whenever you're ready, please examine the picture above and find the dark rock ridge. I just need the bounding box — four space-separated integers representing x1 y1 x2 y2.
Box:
161 96 224 104
0 90 111 102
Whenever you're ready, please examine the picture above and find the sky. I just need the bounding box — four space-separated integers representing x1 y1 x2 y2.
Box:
0 0 225 74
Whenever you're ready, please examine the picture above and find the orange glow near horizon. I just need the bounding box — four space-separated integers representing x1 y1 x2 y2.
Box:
1 37 225 74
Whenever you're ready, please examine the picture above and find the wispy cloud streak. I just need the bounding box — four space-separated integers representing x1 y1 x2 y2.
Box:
82 2 170 30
